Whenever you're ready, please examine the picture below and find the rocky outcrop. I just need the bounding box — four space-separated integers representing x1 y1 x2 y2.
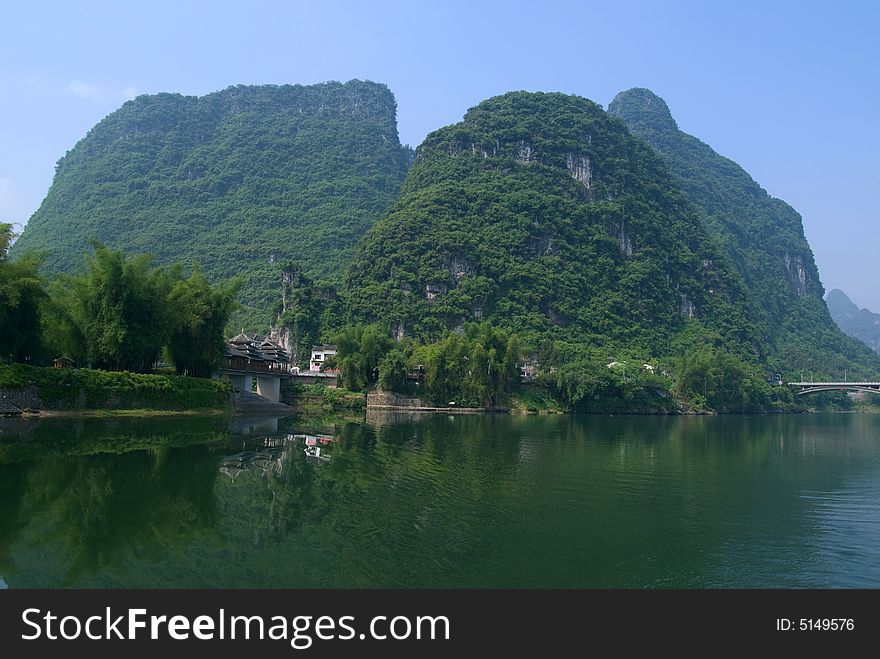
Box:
784 253 808 297
449 255 472 279
515 141 536 163
425 282 447 302
616 220 634 257
566 153 592 189
679 293 697 318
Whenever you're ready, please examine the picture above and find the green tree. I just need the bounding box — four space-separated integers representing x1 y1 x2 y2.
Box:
0 224 45 363
500 335 521 396
331 323 393 390
166 270 240 377
377 347 408 392
276 264 320 368
49 243 176 372
676 347 771 413
465 342 490 406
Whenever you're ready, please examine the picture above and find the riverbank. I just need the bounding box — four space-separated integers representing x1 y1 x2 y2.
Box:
5 364 874 419
365 389 510 413
27 408 233 418
0 364 234 415
282 383 365 419
363 382 878 416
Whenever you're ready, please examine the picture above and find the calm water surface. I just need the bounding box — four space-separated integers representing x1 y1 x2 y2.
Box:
0 412 878 588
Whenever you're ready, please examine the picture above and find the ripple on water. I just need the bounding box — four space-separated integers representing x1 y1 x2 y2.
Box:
800 475 880 588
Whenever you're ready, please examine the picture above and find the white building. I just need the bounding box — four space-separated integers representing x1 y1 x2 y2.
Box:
309 345 337 372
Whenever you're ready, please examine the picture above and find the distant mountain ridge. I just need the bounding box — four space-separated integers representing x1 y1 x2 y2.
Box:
10 79 878 378
10 80 413 328
609 88 880 378
826 289 880 354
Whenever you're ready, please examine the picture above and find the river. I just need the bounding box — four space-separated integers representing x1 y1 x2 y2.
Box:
0 412 878 588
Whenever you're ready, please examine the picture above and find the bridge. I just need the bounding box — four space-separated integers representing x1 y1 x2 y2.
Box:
218 333 291 402
217 333 338 403
787 382 880 396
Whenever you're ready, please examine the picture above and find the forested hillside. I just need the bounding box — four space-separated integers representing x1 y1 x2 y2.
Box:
609 88 880 378
347 91 761 361
11 80 412 328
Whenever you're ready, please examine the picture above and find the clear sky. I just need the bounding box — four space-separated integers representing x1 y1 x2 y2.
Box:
1 0 877 310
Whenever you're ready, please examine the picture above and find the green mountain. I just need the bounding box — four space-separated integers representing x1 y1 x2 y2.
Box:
608 88 880 378
826 289 880 354
11 80 412 328
347 91 762 359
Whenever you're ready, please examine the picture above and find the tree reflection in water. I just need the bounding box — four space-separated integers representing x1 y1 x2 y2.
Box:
0 413 878 587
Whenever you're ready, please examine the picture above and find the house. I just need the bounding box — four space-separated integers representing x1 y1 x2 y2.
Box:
406 364 425 384
519 359 538 382
310 345 337 372
52 356 75 369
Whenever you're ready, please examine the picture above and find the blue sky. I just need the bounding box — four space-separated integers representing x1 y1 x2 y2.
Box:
1 0 878 309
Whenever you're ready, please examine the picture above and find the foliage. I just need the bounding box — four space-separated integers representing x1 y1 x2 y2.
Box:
46 243 177 372
0 363 232 410
44 244 237 376
10 81 414 330
330 323 394 390
511 384 563 413
674 347 791 413
378 322 521 407
609 88 880 380
347 91 761 361
0 224 45 363
283 383 365 412
548 356 678 414
377 346 408 393
166 269 240 377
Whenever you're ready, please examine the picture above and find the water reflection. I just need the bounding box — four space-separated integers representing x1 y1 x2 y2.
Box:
0 413 878 587
219 433 335 480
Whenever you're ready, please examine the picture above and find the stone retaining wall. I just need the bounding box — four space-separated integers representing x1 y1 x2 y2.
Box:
0 386 42 415
366 389 507 413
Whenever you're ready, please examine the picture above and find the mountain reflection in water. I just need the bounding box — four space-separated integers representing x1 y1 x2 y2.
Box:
0 412 878 588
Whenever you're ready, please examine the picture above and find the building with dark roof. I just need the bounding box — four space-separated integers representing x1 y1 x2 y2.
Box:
225 333 290 373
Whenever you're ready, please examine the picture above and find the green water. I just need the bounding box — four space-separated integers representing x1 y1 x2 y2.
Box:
0 412 878 588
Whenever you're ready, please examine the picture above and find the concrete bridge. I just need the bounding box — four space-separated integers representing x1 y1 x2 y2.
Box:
221 366 285 402
218 333 339 403
787 382 880 396
219 368 339 402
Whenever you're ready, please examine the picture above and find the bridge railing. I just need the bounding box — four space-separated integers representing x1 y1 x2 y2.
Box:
221 360 290 374
787 382 880 386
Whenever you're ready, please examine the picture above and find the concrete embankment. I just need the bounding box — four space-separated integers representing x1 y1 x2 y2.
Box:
366 389 508 414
